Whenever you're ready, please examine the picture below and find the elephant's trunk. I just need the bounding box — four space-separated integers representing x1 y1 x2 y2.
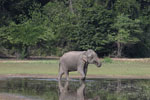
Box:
96 58 102 67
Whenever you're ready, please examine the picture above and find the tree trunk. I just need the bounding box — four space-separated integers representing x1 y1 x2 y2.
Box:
23 44 29 58
69 0 74 14
117 42 122 57
17 44 29 59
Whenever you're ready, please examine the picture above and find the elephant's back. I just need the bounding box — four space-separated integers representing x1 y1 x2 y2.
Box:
60 51 84 66
61 51 83 59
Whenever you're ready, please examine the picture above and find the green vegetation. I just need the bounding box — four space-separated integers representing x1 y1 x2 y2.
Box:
103 57 113 63
0 60 150 77
0 0 150 58
89 62 150 76
0 60 58 75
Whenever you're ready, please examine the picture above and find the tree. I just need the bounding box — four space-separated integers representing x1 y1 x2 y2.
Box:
69 0 114 55
5 5 54 58
110 14 142 57
0 0 150 58
43 1 80 54
114 0 140 18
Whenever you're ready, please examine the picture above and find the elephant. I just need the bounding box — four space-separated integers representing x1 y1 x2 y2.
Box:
58 80 100 100
58 49 102 80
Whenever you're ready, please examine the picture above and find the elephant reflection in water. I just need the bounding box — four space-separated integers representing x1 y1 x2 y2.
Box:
58 81 100 100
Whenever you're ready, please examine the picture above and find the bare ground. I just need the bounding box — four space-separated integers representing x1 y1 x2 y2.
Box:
0 74 150 79
112 58 150 62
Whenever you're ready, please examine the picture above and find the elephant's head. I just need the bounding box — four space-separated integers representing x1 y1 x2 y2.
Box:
82 49 102 67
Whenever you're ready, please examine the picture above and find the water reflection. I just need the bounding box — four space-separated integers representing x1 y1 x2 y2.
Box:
58 80 100 100
0 78 150 100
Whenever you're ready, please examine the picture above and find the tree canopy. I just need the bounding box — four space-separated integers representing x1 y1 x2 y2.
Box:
0 0 150 58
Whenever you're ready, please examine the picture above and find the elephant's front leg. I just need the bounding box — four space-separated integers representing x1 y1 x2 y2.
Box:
78 67 86 80
84 64 88 77
84 68 88 77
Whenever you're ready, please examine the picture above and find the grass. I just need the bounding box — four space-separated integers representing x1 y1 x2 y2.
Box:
0 60 59 75
0 59 150 78
88 63 150 76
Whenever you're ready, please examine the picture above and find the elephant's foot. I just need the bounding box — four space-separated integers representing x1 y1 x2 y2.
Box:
80 77 86 81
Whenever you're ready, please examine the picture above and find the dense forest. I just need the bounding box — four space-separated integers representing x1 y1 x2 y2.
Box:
0 0 150 58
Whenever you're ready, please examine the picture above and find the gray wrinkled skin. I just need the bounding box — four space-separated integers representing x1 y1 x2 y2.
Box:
58 49 102 80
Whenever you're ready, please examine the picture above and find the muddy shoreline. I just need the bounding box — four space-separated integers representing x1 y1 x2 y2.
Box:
0 74 150 79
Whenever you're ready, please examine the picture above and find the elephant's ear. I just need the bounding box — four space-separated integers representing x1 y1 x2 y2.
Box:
82 55 87 63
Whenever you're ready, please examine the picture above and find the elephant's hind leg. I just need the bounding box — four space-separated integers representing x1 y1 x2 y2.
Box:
58 65 64 80
58 71 64 80
65 71 69 81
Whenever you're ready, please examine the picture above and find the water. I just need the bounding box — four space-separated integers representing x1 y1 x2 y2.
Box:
0 78 150 100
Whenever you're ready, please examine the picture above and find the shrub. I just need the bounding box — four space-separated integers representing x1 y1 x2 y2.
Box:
103 57 113 63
